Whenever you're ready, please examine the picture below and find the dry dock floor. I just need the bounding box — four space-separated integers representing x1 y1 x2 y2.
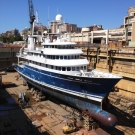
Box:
0 72 135 135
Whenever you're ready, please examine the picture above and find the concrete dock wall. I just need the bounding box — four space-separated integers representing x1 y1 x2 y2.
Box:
77 45 135 99
0 47 21 69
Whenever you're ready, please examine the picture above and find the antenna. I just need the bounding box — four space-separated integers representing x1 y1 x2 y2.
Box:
36 10 39 23
47 6 50 29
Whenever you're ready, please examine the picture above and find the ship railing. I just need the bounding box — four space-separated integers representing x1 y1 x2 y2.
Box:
75 71 107 78
16 52 27 57
75 71 95 77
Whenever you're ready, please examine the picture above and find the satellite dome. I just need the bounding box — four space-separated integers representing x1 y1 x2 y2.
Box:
56 14 62 22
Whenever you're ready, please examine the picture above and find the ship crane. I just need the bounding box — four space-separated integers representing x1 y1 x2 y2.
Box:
28 0 35 34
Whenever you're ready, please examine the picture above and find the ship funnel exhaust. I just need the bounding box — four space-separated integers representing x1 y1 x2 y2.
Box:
28 35 34 51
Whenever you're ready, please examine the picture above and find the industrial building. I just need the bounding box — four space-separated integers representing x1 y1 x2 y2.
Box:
0 28 19 38
49 14 81 34
54 6 135 46
124 6 135 43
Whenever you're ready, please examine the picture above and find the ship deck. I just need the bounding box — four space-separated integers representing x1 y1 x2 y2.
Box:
0 72 135 135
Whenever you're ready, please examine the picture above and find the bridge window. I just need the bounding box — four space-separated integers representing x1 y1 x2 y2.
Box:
56 56 59 59
60 56 63 59
67 67 71 71
62 67 66 71
53 56 55 59
64 56 67 59
72 67 75 71
76 67 79 71
58 67 61 71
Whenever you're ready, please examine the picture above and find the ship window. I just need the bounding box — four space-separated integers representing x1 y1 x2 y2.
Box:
62 67 66 71
60 56 63 59
67 67 71 71
72 67 75 71
64 56 67 59
53 56 55 59
52 45 54 48
56 56 59 59
46 64 48 67
68 56 70 59
56 66 58 70
58 67 61 71
84 66 86 70
71 55 73 59
81 66 83 70
76 67 79 71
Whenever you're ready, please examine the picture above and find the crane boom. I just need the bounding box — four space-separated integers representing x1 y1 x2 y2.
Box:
28 0 35 33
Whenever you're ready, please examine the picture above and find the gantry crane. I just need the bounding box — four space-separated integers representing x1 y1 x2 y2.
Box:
28 0 35 34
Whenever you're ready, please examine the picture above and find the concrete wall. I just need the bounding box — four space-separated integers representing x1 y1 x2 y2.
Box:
132 22 135 42
79 46 135 99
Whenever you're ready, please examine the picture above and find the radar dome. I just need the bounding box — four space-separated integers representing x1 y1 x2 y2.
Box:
56 14 62 22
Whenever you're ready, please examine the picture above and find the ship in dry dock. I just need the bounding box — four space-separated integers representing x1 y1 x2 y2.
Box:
15 13 122 127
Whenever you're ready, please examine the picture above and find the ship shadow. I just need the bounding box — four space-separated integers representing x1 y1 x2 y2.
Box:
106 105 135 128
0 85 51 135
2 83 18 88
100 105 135 135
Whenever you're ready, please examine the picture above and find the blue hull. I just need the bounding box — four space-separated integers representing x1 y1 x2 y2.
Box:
15 64 120 127
16 64 120 98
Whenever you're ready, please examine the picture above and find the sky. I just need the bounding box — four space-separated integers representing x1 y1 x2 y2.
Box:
0 0 135 33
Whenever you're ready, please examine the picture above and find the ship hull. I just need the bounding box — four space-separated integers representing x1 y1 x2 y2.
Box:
15 65 118 127
16 64 121 102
